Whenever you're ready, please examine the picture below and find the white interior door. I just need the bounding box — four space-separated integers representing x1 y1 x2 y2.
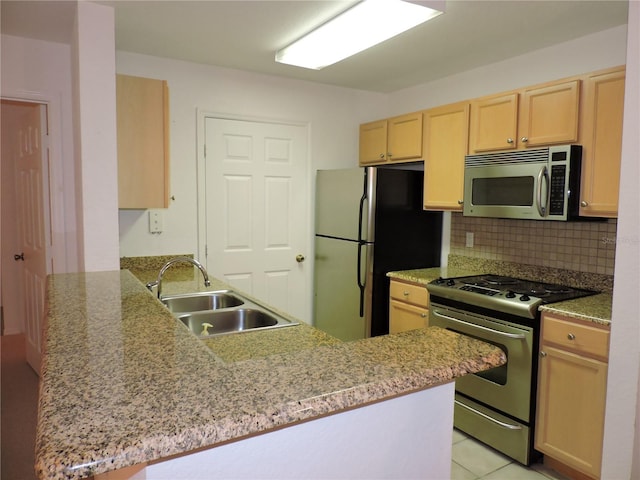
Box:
1 100 51 374
204 117 309 322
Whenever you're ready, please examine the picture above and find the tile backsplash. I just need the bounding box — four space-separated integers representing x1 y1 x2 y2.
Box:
450 213 617 276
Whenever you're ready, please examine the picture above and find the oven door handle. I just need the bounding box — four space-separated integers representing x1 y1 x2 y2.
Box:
455 400 523 430
432 310 527 339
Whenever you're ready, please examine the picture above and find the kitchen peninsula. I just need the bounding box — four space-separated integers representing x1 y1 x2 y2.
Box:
35 266 506 480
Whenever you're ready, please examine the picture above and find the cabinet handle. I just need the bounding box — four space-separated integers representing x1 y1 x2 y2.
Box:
420 313 427 318
521 137 529 143
507 138 514 144
403 291 409 297
581 200 589 207
387 153 393 158
457 200 464 205
379 153 385 159
540 351 547 357
567 333 576 340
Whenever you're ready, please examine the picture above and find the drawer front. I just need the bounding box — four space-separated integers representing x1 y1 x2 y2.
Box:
389 300 428 334
542 314 610 360
389 280 429 307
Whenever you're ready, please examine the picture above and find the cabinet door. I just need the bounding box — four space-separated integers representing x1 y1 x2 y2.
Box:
389 299 428 334
387 112 423 162
518 80 580 148
579 67 625 218
423 102 470 210
469 93 518 152
117 74 170 209
359 120 387 165
535 345 607 478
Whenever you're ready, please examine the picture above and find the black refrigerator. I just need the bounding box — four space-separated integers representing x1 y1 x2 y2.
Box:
313 166 443 341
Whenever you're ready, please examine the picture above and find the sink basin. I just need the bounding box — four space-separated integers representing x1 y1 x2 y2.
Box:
178 308 293 337
161 291 244 313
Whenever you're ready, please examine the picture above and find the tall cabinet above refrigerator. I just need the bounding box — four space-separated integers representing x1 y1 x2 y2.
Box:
313 166 442 341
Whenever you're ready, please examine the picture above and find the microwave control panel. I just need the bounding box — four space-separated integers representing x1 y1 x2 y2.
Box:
549 165 567 215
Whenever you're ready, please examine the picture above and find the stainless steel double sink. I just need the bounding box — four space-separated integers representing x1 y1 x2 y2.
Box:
161 290 298 338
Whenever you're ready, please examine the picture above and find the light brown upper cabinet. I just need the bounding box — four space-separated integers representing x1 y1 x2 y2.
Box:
469 79 580 153
578 66 625 218
116 74 170 209
469 92 519 153
359 112 423 165
423 101 470 211
359 120 388 165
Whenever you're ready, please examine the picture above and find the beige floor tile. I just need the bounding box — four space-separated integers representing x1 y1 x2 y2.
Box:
529 463 572 480
452 428 468 444
451 461 479 480
481 462 551 480
452 438 512 478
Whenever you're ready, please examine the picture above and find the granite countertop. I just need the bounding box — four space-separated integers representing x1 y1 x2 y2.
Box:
539 293 612 326
388 265 612 326
387 266 480 285
36 268 506 480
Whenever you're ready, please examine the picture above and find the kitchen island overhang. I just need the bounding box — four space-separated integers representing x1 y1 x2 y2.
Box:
35 269 506 480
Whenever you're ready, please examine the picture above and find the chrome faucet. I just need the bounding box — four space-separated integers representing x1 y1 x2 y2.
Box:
146 256 211 298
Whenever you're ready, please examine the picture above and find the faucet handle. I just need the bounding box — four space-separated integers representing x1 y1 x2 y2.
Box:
146 280 159 292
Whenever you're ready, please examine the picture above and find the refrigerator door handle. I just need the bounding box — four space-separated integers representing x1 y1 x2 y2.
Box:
357 241 365 317
357 169 368 244
356 169 369 317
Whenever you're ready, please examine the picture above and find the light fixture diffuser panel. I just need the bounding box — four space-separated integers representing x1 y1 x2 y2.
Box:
275 0 443 70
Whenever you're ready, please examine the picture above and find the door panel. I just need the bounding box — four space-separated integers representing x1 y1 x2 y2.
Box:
2 100 50 375
204 117 309 321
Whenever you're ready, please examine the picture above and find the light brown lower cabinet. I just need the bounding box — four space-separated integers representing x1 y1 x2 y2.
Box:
535 312 610 479
389 279 429 334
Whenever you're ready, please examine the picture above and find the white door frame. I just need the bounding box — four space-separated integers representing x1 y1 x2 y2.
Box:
195 110 313 321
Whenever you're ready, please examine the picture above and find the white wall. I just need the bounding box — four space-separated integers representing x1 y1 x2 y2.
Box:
0 34 79 273
116 52 387 258
388 25 628 114
135 383 454 480
71 1 120 272
601 2 640 478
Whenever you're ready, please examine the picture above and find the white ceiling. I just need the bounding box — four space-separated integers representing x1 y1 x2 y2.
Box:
1 0 629 93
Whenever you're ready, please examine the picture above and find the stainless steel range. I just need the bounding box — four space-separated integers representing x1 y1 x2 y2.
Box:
427 274 596 465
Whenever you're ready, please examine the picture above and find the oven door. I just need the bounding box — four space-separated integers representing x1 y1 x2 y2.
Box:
430 303 535 423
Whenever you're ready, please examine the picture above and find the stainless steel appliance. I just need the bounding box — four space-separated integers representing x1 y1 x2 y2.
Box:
463 145 583 221
314 166 442 341
427 274 597 465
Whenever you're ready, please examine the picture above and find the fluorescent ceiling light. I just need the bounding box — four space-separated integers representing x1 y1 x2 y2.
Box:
275 0 444 70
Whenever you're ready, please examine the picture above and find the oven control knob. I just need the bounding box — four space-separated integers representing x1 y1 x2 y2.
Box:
434 277 445 284
446 279 456 286
520 294 530 302
506 290 516 298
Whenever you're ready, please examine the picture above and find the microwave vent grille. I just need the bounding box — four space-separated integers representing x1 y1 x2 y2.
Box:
465 148 549 167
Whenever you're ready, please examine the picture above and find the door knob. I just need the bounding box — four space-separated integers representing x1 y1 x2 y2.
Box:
296 254 305 263
14 253 25 261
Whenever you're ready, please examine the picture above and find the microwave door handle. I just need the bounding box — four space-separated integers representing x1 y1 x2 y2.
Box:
536 166 549 217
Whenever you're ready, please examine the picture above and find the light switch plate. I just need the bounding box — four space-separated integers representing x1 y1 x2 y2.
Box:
149 210 163 233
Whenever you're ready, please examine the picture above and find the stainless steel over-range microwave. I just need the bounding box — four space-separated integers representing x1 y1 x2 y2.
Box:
463 145 582 221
